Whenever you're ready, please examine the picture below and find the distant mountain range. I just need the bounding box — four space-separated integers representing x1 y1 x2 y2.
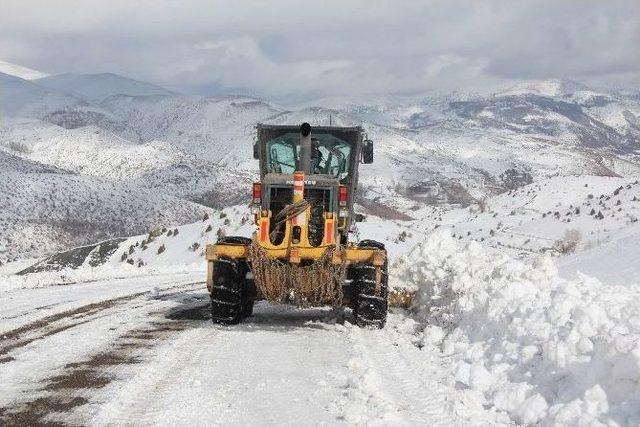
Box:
1 61 639 262
0 60 48 80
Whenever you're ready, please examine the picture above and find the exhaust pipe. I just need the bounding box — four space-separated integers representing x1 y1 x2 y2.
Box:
299 122 312 174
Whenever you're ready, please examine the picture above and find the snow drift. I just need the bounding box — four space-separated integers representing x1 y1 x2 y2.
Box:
391 230 640 425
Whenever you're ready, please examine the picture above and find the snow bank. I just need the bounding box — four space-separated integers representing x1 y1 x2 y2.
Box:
0 262 202 293
391 230 640 426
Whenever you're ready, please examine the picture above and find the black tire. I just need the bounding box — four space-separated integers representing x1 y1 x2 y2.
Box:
212 236 254 323
353 240 388 328
243 277 256 318
210 256 245 325
357 239 386 250
217 236 252 245
243 299 254 317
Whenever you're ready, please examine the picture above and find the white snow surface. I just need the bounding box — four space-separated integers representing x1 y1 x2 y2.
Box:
2 195 640 424
391 230 640 426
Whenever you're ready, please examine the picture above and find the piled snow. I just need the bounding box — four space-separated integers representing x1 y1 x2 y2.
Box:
391 230 640 425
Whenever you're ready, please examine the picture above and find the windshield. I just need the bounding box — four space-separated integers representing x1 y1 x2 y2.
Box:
265 132 352 180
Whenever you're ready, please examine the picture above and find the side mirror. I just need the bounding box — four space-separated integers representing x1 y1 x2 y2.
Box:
354 213 366 223
253 142 259 159
362 139 373 164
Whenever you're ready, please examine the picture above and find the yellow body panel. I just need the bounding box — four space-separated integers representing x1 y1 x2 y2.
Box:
205 244 248 259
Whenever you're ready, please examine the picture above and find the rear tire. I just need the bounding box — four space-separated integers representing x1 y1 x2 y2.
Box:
352 240 388 328
210 256 245 325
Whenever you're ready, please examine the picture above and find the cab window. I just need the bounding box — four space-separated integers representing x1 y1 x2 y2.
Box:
265 132 352 181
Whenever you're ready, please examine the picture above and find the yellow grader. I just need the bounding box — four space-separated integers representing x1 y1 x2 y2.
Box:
205 123 388 327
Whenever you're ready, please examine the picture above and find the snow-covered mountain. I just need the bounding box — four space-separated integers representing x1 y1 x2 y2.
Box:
35 73 174 104
1 68 640 263
0 72 86 118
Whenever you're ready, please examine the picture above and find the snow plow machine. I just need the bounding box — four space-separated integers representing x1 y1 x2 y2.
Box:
205 123 389 327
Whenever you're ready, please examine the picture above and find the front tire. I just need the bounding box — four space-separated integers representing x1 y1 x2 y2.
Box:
210 256 244 325
243 277 256 318
352 240 388 328
211 236 254 324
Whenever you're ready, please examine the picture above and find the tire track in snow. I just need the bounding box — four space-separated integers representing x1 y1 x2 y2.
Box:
0 286 205 426
0 281 201 358
345 318 454 426
85 304 361 426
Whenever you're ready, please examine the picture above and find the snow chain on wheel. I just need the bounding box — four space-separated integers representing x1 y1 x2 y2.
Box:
210 236 255 324
352 240 388 328
210 256 245 324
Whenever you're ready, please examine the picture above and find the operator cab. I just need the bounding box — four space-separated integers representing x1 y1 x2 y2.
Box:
264 132 353 182
253 123 373 246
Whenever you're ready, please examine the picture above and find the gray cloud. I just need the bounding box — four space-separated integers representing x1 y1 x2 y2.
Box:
1 0 638 101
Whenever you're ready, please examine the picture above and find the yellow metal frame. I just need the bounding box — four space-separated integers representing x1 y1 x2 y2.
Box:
250 200 344 259
205 171 387 295
206 242 385 265
206 242 385 294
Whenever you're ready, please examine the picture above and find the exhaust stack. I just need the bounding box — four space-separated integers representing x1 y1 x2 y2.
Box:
299 122 312 174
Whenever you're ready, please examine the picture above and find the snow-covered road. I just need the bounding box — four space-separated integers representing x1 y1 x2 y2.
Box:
0 273 501 426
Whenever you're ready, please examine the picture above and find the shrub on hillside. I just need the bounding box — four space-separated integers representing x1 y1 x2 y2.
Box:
553 229 582 254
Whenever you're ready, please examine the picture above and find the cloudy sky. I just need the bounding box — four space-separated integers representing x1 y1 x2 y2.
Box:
1 0 638 101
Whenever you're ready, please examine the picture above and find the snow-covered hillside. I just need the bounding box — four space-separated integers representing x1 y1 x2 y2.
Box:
16 172 638 274
1 67 640 265
0 149 211 262
0 72 87 118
